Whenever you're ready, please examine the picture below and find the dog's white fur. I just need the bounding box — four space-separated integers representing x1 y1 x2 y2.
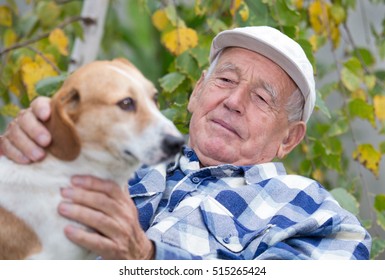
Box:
0 59 183 259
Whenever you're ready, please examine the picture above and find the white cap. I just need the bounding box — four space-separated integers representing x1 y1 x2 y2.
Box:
209 26 316 122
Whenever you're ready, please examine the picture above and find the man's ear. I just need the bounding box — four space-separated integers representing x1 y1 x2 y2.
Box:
187 71 206 113
277 121 306 159
44 88 81 161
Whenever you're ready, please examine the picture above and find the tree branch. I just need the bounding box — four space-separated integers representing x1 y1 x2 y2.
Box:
0 16 96 56
26 46 62 74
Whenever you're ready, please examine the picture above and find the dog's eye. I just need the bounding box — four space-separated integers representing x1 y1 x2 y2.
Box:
153 92 159 106
117 97 136 112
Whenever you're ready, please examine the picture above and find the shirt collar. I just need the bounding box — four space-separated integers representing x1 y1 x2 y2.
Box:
168 146 287 184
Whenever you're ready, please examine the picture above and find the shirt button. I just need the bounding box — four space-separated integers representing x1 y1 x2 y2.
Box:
187 151 194 158
191 177 200 183
223 237 230 244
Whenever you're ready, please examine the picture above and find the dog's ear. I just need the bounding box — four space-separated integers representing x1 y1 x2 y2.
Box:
44 88 81 161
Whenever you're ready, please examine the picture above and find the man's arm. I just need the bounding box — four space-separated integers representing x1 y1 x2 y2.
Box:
0 97 52 163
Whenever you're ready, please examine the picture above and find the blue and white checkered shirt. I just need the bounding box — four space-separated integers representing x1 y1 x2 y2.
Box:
129 146 371 260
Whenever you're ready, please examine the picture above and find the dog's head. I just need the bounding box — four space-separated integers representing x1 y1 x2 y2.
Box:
44 58 184 166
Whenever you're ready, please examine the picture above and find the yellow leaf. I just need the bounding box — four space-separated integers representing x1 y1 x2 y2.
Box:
9 68 23 97
301 143 309 154
292 0 304 10
351 88 367 101
312 168 324 182
0 6 12 27
353 144 381 178
194 0 206 16
49 28 69 56
21 55 58 100
374 95 385 121
309 34 319 52
161 27 198 56
239 2 249 22
9 83 20 97
230 0 243 16
152 9 170 31
330 24 340 48
3 28 17 47
308 0 330 35
0 103 20 117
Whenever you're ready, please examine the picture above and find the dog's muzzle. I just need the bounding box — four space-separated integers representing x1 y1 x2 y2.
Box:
162 134 185 157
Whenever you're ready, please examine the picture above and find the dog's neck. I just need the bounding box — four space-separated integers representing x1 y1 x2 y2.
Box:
35 148 139 189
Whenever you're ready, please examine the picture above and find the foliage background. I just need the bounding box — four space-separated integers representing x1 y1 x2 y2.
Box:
0 0 384 259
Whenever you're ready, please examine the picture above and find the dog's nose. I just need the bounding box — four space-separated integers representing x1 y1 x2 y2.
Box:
162 134 184 156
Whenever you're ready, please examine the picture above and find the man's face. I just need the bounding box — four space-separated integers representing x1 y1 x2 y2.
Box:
187 47 304 166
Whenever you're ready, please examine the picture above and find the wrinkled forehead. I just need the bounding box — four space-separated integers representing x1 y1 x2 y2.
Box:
216 48 297 97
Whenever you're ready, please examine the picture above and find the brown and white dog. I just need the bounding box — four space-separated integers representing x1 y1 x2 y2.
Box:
0 58 184 259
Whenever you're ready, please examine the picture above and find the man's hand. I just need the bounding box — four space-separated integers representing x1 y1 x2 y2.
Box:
0 97 52 164
58 175 154 260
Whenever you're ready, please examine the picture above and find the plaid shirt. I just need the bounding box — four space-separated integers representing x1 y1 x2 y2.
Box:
129 146 371 260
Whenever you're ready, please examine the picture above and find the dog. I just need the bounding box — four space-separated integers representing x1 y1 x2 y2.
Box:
0 58 184 259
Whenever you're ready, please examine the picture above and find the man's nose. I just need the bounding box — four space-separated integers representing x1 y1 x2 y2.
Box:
223 86 247 115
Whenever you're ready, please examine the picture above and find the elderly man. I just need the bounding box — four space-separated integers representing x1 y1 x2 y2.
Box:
0 26 371 259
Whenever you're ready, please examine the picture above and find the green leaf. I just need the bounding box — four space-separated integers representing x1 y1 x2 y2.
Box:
206 18 227 34
348 98 375 126
312 140 326 158
36 1 60 28
379 40 385 60
324 154 342 173
371 237 385 259
356 48 376 66
324 137 343 155
361 218 372 230
341 67 361 91
375 194 385 231
269 0 301 26
0 114 6 134
374 194 385 212
364 75 376 90
162 103 190 134
298 39 315 68
164 5 183 27
328 117 349 137
35 74 67 97
244 0 275 26
16 13 38 37
330 4 346 24
190 48 209 69
159 72 186 92
315 90 331 118
299 159 312 176
175 52 201 82
380 141 385 154
330 188 359 215
376 210 385 231
344 57 363 76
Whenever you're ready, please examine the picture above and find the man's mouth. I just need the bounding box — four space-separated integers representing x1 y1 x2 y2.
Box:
212 119 241 138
